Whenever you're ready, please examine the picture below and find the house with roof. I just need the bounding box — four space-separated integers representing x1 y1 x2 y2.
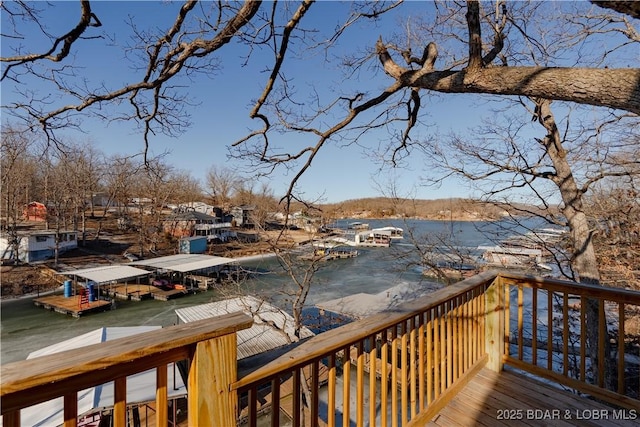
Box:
163 208 233 241
230 205 255 228
0 230 78 263
23 202 48 222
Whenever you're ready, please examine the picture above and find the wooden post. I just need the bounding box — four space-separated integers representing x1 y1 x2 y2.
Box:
63 392 78 427
484 277 505 372
156 364 168 427
188 333 238 427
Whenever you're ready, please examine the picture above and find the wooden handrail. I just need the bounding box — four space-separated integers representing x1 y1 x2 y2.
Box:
1 312 253 415
499 271 640 304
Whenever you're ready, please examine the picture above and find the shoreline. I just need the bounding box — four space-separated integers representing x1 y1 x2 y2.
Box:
1 252 281 304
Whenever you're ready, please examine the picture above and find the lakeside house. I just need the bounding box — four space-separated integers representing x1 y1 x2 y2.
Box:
230 205 256 228
162 208 234 241
0 230 77 263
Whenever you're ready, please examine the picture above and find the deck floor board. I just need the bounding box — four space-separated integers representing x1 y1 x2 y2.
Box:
427 368 637 427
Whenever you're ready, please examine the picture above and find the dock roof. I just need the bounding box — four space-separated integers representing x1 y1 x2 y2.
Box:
175 296 314 360
59 265 151 283
129 253 236 273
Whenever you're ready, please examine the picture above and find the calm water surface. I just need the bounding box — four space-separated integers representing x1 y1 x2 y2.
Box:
1 219 506 364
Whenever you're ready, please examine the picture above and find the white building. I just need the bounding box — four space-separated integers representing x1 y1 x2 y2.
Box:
0 230 78 263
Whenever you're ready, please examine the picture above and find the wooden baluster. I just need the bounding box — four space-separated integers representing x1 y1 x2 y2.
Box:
580 296 586 382
247 387 257 427
311 361 319 427
381 329 389 427
418 313 425 411
156 364 168 427
426 310 433 405
63 392 77 427
454 297 461 382
618 303 625 395
391 327 398 427
518 286 524 361
293 369 301 427
271 376 281 427
563 293 569 376
369 335 377 427
598 299 606 388
409 317 417 419
481 286 486 355
113 377 127 427
532 288 538 366
463 294 469 373
547 291 553 371
432 310 439 399
342 346 351 427
446 301 453 389
503 285 510 362
470 291 480 365
328 355 336 427
401 321 408 426
356 341 364 427
2 411 19 427
439 304 446 391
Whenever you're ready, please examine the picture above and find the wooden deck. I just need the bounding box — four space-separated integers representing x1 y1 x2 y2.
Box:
428 368 637 427
101 283 190 301
33 294 111 317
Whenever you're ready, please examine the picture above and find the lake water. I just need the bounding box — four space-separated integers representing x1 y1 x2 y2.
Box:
1 219 513 364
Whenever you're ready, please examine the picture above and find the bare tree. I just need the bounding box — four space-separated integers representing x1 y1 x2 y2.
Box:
0 125 38 262
172 171 203 207
585 177 640 290
59 142 104 246
205 165 240 209
1 2 637 188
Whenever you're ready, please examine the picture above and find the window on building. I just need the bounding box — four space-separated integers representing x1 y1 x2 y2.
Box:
35 235 48 242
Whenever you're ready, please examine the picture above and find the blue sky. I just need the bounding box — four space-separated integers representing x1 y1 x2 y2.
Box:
1 1 599 204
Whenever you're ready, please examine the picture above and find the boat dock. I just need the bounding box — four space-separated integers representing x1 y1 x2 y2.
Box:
33 295 112 318
300 247 359 261
100 284 190 301
33 285 191 317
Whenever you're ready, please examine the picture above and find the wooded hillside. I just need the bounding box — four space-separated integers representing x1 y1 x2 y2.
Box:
312 198 542 221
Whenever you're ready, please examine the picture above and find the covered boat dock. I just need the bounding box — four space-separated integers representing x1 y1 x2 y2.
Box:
35 265 152 316
128 253 239 290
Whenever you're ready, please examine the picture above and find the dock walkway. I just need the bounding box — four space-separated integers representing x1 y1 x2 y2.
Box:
33 295 112 318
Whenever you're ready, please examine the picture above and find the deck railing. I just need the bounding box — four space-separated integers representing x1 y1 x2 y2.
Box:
498 272 640 409
234 271 497 427
0 312 253 427
1 271 639 427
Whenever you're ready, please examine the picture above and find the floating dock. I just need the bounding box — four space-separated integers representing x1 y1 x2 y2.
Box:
33 295 112 318
101 284 190 301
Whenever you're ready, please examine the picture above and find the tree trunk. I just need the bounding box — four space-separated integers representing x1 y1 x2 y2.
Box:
536 99 612 387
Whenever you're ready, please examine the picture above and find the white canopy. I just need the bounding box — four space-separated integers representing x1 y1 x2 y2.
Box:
19 326 186 427
59 265 151 283
129 254 236 273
